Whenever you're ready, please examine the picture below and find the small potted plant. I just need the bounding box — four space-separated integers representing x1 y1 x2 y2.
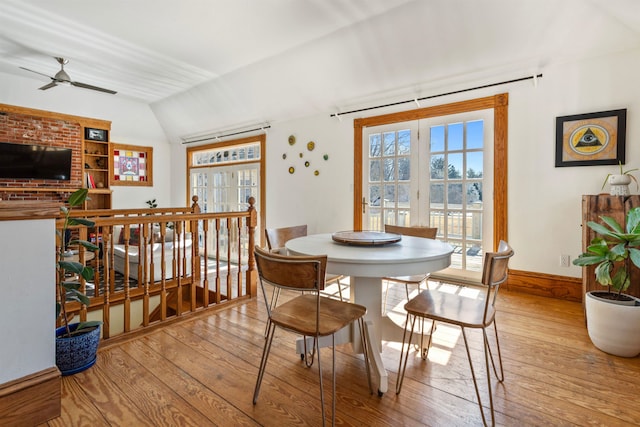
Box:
601 161 639 196
56 188 102 375
573 207 640 357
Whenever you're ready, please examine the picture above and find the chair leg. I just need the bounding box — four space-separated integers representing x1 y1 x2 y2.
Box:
461 327 498 427
420 319 436 360
396 313 417 394
317 335 326 427
303 336 318 367
331 334 336 427
486 321 504 382
253 322 276 404
337 278 344 301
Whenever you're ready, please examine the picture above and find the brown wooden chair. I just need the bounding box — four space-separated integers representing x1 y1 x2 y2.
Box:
382 224 438 310
265 225 347 301
396 241 514 427
253 246 372 426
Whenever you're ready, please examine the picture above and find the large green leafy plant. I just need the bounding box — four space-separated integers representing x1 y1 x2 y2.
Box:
57 189 101 337
573 207 640 298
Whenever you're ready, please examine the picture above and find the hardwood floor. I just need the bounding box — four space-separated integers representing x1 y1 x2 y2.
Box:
45 282 640 426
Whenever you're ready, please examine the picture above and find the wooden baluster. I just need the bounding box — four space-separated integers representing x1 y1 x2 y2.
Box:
235 217 242 298
202 218 209 307
215 218 221 304
159 221 167 321
142 222 150 327
175 221 183 316
122 224 131 333
78 226 88 323
150 222 156 285
102 226 111 338
92 225 101 298
185 218 196 312
226 217 232 301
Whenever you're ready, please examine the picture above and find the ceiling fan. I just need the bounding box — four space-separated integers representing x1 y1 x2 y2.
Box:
20 57 117 94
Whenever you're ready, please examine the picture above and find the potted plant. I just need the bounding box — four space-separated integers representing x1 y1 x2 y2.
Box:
601 161 639 196
573 207 640 357
56 188 102 375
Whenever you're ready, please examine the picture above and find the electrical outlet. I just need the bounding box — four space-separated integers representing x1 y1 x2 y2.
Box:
560 254 571 267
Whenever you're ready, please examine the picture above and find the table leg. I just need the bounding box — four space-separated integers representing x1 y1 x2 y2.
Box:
351 276 387 394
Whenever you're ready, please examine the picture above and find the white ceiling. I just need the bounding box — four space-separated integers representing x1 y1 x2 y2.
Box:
1 0 640 142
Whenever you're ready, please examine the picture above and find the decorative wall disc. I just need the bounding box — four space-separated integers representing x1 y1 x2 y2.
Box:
288 135 296 145
282 153 287 159
314 170 319 176
304 161 310 167
288 166 295 174
307 141 315 151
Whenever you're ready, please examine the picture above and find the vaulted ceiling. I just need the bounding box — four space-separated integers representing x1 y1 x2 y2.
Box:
1 0 640 143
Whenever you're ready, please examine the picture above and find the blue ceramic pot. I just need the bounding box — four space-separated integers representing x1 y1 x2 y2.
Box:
55 323 101 375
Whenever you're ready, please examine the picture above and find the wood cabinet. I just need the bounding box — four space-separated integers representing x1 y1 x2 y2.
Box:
581 195 640 301
82 127 112 209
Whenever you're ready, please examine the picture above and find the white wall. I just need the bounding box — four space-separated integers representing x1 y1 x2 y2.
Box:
0 218 55 384
0 72 173 209
263 115 355 235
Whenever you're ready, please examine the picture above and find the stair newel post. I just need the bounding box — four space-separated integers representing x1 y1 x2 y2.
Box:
191 195 201 258
246 197 258 297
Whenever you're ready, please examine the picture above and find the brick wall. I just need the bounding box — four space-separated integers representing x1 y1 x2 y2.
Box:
0 110 83 202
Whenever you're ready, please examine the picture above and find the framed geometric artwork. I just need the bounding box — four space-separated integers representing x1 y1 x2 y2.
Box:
110 143 153 186
555 109 626 167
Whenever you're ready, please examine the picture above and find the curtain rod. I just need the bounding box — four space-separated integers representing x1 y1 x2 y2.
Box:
330 73 543 118
181 125 271 145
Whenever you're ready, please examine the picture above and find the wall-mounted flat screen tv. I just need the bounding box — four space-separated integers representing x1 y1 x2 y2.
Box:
0 142 73 180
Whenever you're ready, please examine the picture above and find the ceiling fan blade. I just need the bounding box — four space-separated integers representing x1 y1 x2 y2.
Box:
19 66 54 79
71 81 117 95
39 81 58 90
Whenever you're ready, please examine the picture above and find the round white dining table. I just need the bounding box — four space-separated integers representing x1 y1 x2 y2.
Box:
286 232 453 394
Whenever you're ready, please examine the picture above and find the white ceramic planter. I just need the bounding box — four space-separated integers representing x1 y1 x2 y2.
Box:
608 174 632 196
585 291 640 357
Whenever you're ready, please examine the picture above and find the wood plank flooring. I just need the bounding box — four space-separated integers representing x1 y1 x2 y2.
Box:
45 282 640 426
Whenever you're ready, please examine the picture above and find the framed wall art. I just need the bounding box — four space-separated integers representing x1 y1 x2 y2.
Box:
110 143 153 186
555 109 626 167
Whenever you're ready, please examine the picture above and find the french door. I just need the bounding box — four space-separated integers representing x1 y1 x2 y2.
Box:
190 164 260 261
362 110 494 282
187 137 265 262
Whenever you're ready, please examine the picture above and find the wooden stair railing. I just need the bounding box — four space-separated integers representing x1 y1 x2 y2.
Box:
56 196 257 339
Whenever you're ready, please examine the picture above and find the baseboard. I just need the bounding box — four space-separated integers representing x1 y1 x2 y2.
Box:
0 367 61 426
507 269 582 302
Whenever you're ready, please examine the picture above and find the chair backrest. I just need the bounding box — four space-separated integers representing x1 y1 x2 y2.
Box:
384 224 437 240
254 246 326 293
480 240 514 323
481 240 514 287
265 225 308 253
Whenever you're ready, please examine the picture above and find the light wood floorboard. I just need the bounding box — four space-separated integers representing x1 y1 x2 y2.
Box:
45 282 640 426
